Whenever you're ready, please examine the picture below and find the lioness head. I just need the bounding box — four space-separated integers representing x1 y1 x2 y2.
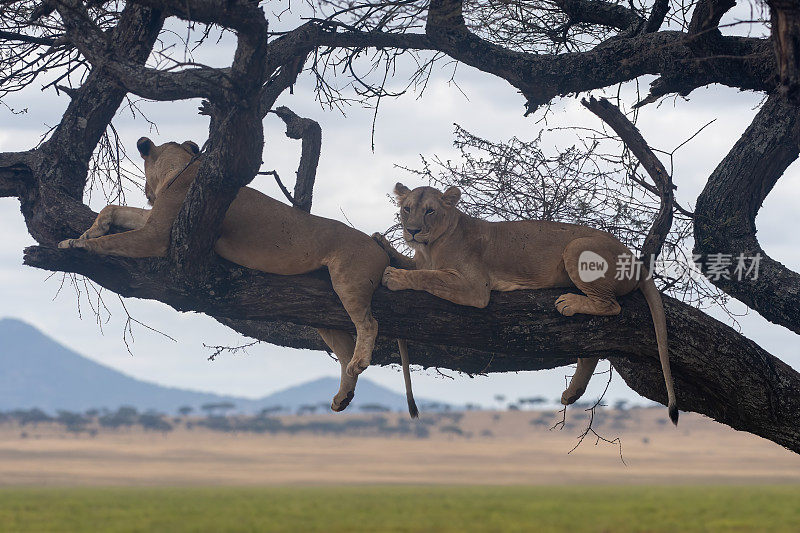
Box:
136 137 200 205
393 183 461 246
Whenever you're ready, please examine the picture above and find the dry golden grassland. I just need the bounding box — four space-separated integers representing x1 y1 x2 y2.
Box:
0 408 797 486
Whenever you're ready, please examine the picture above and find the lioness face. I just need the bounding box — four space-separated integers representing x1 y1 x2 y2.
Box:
394 183 461 246
136 137 200 205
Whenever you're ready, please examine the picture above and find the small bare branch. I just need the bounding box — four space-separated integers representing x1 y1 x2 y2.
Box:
271 106 322 213
581 96 674 266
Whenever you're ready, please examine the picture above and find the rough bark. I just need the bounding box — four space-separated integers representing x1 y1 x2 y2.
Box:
22 244 800 453
694 94 800 335
426 0 773 113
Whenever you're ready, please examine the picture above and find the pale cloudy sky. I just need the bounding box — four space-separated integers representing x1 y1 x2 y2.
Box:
1 10 798 409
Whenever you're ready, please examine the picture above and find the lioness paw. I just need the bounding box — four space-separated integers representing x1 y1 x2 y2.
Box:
58 238 80 249
331 391 355 412
555 293 581 317
382 266 406 291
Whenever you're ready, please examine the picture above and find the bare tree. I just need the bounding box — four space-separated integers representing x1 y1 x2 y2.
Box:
2 0 800 453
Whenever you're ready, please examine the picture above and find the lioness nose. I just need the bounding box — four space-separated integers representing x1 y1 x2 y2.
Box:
407 228 421 236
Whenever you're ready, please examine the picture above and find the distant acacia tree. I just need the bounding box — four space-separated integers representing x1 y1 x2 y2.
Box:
1 0 800 452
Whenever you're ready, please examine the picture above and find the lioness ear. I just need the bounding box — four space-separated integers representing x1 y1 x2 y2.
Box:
394 182 412 201
182 141 200 155
136 137 154 158
442 186 461 207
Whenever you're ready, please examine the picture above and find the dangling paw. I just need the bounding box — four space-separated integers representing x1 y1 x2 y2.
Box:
331 390 355 412
560 386 586 406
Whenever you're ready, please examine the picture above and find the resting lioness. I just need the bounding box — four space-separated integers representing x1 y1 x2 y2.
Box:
58 138 418 415
374 183 677 424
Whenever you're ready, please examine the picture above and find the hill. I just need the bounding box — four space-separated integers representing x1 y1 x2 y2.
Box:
0 318 425 414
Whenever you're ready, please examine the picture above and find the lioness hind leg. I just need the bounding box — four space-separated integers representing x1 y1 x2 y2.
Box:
557 237 632 404
327 250 387 379
317 328 358 412
557 236 635 318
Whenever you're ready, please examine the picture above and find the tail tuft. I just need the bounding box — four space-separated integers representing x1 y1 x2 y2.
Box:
669 403 679 426
408 397 419 419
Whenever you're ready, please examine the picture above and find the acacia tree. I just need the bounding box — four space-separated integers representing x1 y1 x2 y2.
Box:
2 0 800 452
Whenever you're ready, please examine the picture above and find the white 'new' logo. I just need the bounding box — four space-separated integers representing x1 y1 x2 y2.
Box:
577 250 608 282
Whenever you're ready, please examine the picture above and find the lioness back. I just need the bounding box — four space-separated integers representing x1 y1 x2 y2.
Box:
452 216 622 291
216 186 387 277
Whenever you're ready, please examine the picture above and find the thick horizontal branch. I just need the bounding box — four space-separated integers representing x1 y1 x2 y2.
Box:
554 0 642 31
426 0 773 112
56 0 228 101
131 0 266 33
215 317 572 375
22 245 800 453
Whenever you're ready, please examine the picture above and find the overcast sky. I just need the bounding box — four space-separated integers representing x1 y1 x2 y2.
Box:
1 9 798 410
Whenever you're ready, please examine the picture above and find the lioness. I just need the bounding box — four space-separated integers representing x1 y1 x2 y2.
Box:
59 138 418 415
374 183 677 424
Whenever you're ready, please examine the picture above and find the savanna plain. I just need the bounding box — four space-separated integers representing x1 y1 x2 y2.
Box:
1 407 798 532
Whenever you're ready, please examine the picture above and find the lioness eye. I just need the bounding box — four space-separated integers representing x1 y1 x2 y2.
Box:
425 208 435 215
403 207 410 213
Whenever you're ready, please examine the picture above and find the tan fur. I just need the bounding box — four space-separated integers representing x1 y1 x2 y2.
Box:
60 138 393 413
375 183 677 424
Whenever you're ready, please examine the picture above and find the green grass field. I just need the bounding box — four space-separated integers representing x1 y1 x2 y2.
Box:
0 485 797 532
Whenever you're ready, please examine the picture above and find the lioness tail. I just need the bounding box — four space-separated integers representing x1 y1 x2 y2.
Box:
639 274 678 425
398 339 419 418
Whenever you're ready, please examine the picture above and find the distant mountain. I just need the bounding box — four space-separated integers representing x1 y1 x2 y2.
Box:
0 318 430 414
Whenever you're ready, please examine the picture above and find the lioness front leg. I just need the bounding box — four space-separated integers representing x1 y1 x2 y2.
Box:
77 205 151 240
58 186 182 258
382 267 491 308
59 225 169 258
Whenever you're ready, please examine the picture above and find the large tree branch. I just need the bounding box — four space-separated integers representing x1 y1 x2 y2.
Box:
56 0 227 102
22 244 800 453
0 152 33 197
215 317 572 375
688 0 737 36
553 0 642 31
425 0 773 113
694 93 800 334
130 0 266 33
